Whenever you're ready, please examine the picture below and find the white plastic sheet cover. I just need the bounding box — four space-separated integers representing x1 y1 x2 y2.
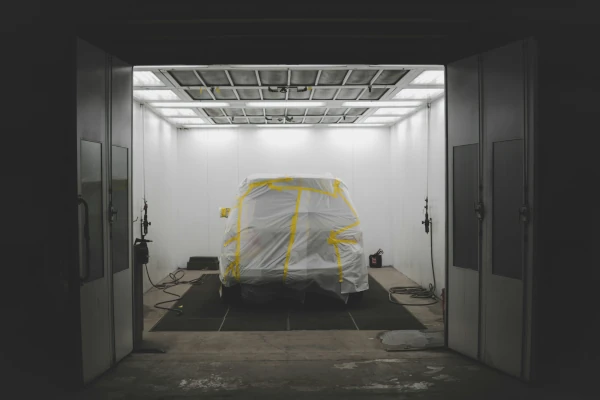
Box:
219 173 368 298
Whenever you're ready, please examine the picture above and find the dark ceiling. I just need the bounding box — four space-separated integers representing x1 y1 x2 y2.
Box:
12 1 599 66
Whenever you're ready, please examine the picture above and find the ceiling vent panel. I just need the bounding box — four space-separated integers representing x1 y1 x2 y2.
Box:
169 71 201 86
374 70 408 85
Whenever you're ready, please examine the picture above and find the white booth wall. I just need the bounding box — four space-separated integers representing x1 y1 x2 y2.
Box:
175 126 392 269
133 102 446 294
132 103 180 292
389 97 446 296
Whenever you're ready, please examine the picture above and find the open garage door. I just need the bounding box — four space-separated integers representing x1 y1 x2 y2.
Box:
447 39 535 380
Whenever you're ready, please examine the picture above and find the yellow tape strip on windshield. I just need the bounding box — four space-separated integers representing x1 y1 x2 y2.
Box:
283 189 303 281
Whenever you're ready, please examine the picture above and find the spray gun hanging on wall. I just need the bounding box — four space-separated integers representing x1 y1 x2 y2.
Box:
422 197 431 234
134 199 152 265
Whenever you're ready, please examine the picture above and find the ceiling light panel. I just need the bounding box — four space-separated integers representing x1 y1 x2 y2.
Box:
151 102 230 108
159 108 198 117
328 124 385 127
343 101 422 107
184 125 240 128
245 101 326 108
394 88 444 100
411 70 445 85
169 118 206 124
133 71 165 86
134 90 179 101
373 108 414 116
363 117 401 124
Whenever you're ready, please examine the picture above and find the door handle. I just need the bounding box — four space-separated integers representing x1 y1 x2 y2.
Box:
474 201 484 221
109 203 118 223
78 195 91 284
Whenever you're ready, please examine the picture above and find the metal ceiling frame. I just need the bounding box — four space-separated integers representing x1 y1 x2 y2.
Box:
133 64 444 127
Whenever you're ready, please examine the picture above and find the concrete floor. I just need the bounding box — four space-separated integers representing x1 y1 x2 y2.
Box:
72 268 585 399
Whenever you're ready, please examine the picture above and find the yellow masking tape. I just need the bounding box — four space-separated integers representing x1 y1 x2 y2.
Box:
224 234 238 247
234 196 243 281
283 189 303 281
226 177 358 286
269 184 339 198
333 244 343 283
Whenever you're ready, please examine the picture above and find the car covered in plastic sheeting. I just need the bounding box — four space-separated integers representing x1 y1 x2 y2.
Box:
219 173 368 305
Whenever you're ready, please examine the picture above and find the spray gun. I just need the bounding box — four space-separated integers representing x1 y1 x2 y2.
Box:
135 199 152 265
422 197 431 234
141 199 151 240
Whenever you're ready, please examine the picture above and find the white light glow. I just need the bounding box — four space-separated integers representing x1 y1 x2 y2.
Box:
184 125 240 128
259 124 315 128
134 90 180 101
327 124 385 127
394 88 444 100
170 118 206 124
245 101 326 108
362 117 401 124
133 71 165 86
342 101 422 107
159 108 198 117
373 108 414 116
412 70 445 85
151 101 230 108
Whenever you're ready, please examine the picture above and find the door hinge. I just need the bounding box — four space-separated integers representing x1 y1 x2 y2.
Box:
474 201 484 221
519 204 529 224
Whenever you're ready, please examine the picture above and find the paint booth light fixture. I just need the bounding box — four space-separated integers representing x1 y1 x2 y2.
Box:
373 108 413 116
327 124 385 127
184 125 240 128
170 118 206 124
411 70 445 85
362 117 400 124
259 124 314 128
133 71 164 86
151 102 231 108
159 108 198 117
342 101 422 107
134 90 180 101
245 101 326 108
394 88 444 100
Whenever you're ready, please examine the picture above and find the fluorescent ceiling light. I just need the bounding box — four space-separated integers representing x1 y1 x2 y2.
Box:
159 108 198 117
134 90 179 101
362 117 401 124
151 102 230 108
133 71 164 86
394 88 444 100
373 108 414 116
169 118 206 124
229 65 346 69
134 65 208 70
184 125 240 128
342 101 422 107
259 124 314 128
411 70 445 85
245 101 326 108
327 124 385 127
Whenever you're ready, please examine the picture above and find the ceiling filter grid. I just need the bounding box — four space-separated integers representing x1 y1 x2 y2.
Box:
133 65 445 127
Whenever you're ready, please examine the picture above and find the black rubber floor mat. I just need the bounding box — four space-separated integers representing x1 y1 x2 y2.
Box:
151 274 426 331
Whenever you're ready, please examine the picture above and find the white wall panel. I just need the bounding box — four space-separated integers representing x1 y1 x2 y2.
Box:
176 126 391 268
132 102 179 291
389 98 446 295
